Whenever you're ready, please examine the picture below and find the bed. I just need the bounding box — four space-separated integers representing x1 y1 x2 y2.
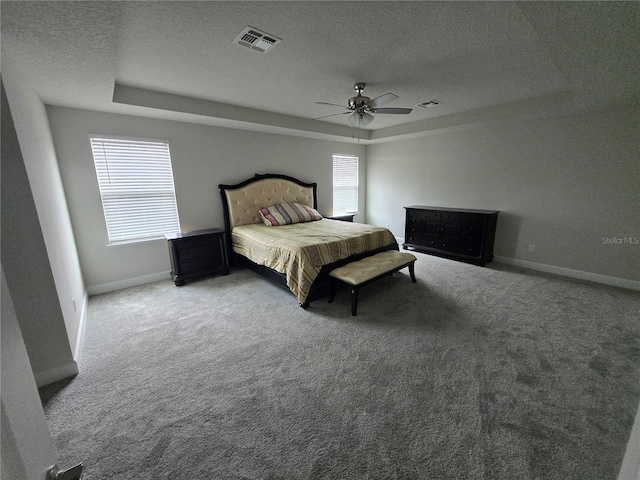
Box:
218 173 398 307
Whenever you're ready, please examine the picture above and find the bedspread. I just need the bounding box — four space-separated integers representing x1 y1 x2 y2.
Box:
231 218 397 303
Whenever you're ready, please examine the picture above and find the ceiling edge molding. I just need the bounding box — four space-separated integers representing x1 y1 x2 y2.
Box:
112 84 369 143
110 85 621 146
369 91 579 143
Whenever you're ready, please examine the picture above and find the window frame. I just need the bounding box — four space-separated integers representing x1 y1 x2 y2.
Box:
89 135 181 246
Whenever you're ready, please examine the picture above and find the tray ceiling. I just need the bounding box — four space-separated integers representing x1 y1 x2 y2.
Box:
2 1 638 143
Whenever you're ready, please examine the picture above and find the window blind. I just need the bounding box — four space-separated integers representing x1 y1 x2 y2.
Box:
332 154 359 214
90 137 180 245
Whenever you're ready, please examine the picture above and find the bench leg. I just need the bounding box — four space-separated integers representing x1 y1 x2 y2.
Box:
328 281 337 303
350 287 359 316
409 261 417 283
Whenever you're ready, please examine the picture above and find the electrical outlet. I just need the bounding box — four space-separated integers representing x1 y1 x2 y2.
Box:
528 244 535 253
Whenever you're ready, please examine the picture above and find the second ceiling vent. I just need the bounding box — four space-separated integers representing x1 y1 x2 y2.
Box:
234 26 281 53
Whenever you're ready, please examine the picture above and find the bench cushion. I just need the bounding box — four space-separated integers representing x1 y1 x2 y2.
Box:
329 250 416 286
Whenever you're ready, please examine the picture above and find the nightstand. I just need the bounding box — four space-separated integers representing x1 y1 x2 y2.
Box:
326 214 355 222
165 228 229 286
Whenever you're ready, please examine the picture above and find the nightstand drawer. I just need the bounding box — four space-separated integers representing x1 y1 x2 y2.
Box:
177 245 219 262
179 258 220 275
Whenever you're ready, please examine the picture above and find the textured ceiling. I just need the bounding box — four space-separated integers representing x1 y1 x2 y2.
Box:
2 1 639 143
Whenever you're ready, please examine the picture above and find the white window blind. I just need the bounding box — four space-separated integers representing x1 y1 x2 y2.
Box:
90 137 180 245
333 154 359 214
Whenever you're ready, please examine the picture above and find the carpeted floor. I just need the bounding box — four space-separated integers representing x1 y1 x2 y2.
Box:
40 253 640 479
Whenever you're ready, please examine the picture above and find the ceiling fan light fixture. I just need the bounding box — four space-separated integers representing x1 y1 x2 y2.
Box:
348 112 374 127
317 83 411 127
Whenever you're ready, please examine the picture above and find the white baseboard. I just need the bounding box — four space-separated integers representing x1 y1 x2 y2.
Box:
493 256 640 291
399 238 638 291
618 398 640 480
87 271 171 296
34 360 79 388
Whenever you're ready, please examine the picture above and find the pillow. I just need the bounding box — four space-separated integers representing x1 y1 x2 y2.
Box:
259 202 323 226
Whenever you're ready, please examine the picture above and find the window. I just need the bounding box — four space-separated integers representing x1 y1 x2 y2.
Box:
90 136 180 245
332 154 359 215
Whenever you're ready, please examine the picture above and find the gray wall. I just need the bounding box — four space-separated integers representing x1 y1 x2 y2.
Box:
47 107 367 290
47 102 640 291
1 267 58 478
367 104 640 282
1 78 80 386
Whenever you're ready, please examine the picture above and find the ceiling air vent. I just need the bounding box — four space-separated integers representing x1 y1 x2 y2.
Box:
417 100 441 109
234 26 281 53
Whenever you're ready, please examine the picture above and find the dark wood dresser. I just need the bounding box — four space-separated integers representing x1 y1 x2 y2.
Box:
165 228 229 286
403 206 499 266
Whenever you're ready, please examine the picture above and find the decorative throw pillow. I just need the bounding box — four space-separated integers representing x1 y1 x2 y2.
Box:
259 202 323 226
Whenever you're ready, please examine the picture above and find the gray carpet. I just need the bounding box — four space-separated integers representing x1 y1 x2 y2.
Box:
40 253 640 479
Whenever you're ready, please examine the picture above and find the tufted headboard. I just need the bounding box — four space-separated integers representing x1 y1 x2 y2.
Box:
219 173 317 231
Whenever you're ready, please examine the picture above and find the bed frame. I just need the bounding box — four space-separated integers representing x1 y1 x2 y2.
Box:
218 173 397 307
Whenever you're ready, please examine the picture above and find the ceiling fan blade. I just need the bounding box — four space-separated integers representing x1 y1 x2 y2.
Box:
313 111 352 120
315 101 348 109
366 93 398 109
369 107 413 114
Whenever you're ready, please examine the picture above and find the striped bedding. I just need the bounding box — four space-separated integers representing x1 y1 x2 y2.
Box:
231 218 397 303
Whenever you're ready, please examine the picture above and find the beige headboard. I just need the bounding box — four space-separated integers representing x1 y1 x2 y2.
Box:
219 174 317 231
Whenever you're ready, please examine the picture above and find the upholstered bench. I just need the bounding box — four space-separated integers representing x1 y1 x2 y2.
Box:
328 250 417 316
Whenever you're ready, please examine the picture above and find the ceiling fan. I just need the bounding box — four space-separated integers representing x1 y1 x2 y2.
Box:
314 83 412 127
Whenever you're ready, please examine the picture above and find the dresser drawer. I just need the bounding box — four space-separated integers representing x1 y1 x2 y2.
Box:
407 209 441 221
446 239 481 257
405 232 428 244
